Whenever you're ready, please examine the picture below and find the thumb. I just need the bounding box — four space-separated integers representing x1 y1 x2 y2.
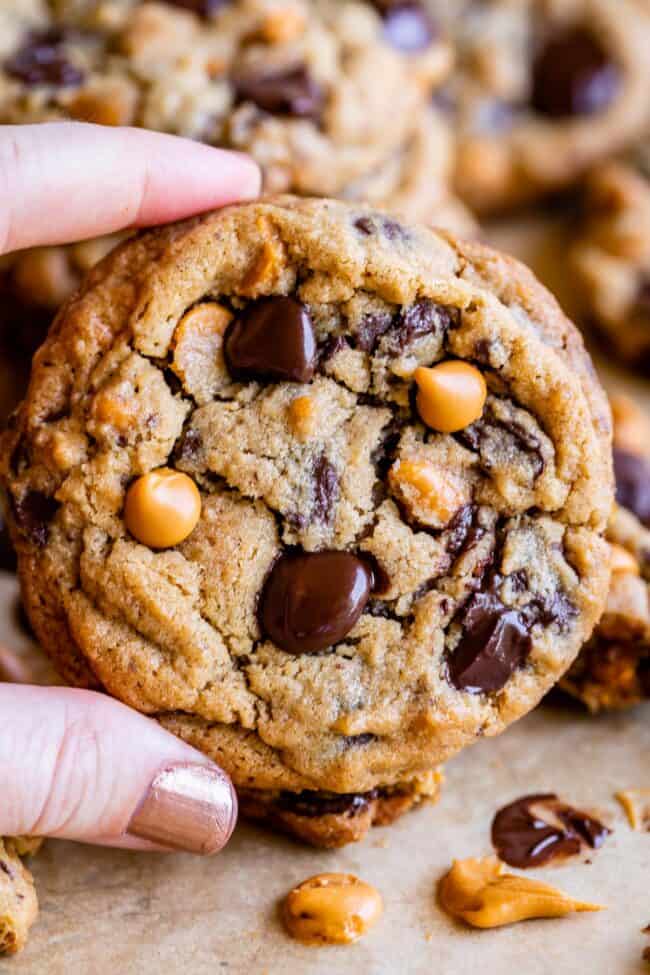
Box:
0 685 237 854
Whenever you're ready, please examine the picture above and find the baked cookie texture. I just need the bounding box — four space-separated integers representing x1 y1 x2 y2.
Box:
561 395 650 711
0 197 613 845
0 837 41 956
571 147 650 370
429 0 650 214
0 0 470 418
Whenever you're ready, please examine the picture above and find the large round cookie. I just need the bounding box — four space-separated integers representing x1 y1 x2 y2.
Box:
571 147 650 371
0 197 613 845
429 0 650 213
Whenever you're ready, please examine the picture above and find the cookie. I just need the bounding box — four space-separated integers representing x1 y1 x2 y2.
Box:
0 837 40 956
0 197 613 846
561 395 650 711
2 0 451 194
429 0 650 213
571 150 650 370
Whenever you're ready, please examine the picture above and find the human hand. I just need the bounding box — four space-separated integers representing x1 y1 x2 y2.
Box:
0 122 261 854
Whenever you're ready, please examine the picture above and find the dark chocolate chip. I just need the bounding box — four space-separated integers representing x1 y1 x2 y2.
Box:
492 793 609 869
531 28 619 118
459 409 545 480
5 29 84 88
277 788 379 818
448 590 531 693
523 588 577 632
176 428 203 463
12 490 59 547
224 296 317 383
613 447 650 528
342 733 377 749
390 298 456 351
356 310 394 352
161 0 230 16
259 550 373 654
354 214 408 241
232 65 324 120
445 504 485 559
372 1 437 52
311 455 339 524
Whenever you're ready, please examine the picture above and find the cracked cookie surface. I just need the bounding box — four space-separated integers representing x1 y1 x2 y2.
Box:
428 0 650 213
1 198 613 837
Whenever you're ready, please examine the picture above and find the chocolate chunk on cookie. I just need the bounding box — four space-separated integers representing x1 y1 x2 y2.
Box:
0 197 612 846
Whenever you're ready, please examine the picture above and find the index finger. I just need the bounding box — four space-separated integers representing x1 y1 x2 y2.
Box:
0 122 261 255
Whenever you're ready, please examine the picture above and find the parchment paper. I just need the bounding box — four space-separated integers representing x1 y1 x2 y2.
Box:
1 214 649 975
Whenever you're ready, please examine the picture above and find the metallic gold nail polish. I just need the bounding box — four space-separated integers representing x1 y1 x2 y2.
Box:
127 764 237 854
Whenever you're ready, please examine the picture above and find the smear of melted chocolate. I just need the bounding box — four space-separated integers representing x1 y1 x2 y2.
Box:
491 793 610 868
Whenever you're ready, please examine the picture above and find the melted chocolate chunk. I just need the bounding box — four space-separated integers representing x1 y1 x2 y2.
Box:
356 310 394 352
12 491 59 547
224 296 317 383
233 65 324 120
492 793 610 868
390 299 456 351
372 1 436 52
445 504 485 559
342 733 377 749
176 428 203 464
259 550 373 654
5 29 84 88
312 455 339 524
277 788 379 818
354 214 408 241
448 590 532 693
162 0 230 16
613 447 650 528
318 334 348 363
531 28 619 118
459 409 545 480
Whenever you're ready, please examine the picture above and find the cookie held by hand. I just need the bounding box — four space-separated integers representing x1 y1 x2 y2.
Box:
1 197 612 845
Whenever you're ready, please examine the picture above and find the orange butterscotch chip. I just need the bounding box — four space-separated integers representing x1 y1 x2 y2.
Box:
282 873 383 945
390 459 465 523
414 361 487 433
66 79 138 127
288 395 315 440
124 469 201 549
91 390 134 430
610 543 640 575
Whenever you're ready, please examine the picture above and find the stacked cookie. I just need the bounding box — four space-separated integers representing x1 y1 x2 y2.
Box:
0 198 614 846
0 0 472 411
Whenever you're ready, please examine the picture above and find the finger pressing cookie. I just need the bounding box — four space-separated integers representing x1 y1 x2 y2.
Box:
0 838 40 955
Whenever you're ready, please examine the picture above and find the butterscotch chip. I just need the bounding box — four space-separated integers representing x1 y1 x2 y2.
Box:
282 873 383 945
0 838 39 955
414 361 487 433
438 857 602 929
66 78 138 126
615 789 650 830
124 469 201 549
171 303 233 405
288 395 316 440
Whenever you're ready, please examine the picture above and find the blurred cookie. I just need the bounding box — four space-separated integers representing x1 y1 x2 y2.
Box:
571 150 650 369
561 395 650 711
429 0 650 213
0 838 39 956
0 197 612 845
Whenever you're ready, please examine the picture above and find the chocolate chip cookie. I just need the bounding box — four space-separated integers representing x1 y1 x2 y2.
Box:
0 837 40 956
0 197 613 846
561 394 650 711
571 149 650 370
429 0 650 213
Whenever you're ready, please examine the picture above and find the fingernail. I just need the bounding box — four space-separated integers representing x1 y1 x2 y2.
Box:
127 763 237 854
